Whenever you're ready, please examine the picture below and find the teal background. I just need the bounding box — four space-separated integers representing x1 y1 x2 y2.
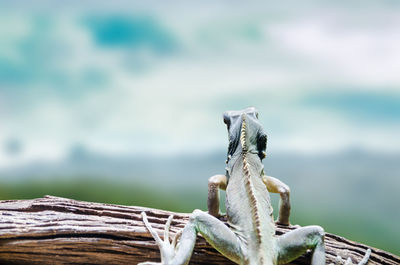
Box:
0 1 399 255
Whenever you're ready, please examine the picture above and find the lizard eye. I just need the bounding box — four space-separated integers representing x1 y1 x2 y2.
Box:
257 133 267 160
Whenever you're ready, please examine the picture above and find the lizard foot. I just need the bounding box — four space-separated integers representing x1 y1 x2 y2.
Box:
138 212 175 265
329 249 371 265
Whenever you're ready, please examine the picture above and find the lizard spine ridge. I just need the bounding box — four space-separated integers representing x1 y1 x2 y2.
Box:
240 115 263 262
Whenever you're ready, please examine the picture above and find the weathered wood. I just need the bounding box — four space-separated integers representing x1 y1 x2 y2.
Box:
0 196 397 265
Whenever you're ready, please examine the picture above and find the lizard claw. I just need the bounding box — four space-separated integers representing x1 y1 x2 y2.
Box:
139 212 175 265
331 248 371 265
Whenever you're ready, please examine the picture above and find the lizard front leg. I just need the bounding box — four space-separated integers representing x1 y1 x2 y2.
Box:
207 174 227 217
262 175 291 225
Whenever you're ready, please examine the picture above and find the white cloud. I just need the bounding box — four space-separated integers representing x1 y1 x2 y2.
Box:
1 6 399 169
268 16 400 87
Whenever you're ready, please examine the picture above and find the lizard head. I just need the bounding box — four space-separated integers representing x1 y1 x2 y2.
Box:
223 107 267 163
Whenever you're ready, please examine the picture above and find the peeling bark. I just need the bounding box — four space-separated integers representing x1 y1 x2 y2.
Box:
0 196 398 265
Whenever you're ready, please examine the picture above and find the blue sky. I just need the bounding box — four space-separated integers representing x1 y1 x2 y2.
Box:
0 1 399 168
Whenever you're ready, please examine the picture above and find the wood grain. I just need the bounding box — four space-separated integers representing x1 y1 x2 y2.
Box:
0 196 398 265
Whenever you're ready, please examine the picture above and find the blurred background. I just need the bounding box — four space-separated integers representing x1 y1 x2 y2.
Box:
0 0 399 255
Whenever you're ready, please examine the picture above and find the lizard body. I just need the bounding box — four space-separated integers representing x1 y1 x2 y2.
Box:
139 107 370 265
225 114 275 264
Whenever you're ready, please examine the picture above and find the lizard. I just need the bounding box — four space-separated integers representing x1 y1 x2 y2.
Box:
138 107 371 265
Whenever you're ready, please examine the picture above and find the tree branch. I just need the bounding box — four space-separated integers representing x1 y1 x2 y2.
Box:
0 196 398 265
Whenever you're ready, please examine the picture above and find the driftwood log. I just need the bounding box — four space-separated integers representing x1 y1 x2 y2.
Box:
0 196 398 265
